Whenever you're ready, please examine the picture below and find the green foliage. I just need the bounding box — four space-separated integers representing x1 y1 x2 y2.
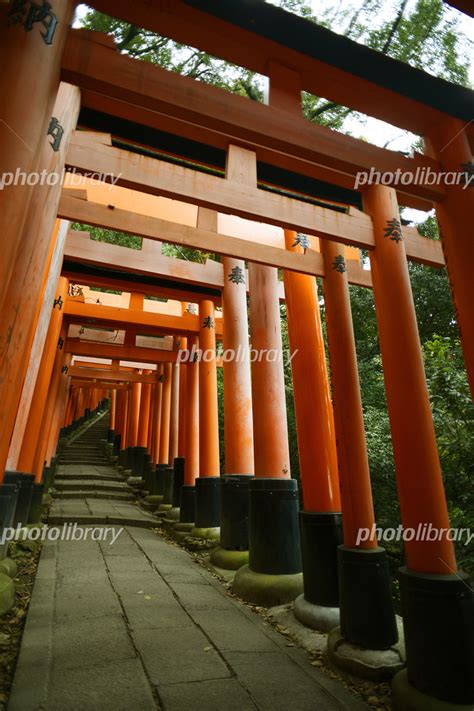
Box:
71 222 142 249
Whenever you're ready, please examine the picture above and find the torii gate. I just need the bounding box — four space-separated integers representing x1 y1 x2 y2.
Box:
0 1 473 708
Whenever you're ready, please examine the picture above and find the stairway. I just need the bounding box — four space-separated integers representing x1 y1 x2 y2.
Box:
50 414 158 527
58 413 111 466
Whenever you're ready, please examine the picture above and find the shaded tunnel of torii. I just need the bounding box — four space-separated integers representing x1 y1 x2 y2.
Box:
0 0 473 709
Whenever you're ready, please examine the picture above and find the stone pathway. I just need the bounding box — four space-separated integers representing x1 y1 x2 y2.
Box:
8 419 368 710
9 523 368 710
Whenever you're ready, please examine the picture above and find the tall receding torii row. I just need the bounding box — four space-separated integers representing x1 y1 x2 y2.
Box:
1 1 473 708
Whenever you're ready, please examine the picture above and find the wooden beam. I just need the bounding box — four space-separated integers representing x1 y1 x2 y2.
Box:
84 1 466 138
69 366 158 383
63 297 224 337
66 337 180 363
61 29 443 209
71 380 129 390
60 142 445 270
67 230 224 291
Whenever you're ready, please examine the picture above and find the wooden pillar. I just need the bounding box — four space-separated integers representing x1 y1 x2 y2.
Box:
0 0 76 313
34 349 71 479
425 119 474 400
128 382 141 448
184 337 199 486
159 363 172 465
198 300 220 477
147 384 156 453
16 277 69 476
222 257 254 475
120 389 130 450
109 389 117 432
0 82 80 478
152 366 164 465
321 241 376 546
5 219 68 471
283 230 340 511
248 263 290 478
168 358 180 465
177 337 188 459
364 184 455 574
137 379 152 448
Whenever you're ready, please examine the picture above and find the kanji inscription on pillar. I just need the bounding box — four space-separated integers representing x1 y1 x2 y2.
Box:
383 218 403 243
8 1 59 46
202 316 215 329
332 255 347 273
228 266 245 285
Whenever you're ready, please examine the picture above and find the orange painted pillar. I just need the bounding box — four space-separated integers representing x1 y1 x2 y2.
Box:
137 380 152 448
147 384 156 454
152 366 164 465
109 389 117 433
283 231 342 613
46 353 72 457
365 190 473 705
364 184 455 574
426 119 474 400
128 382 141 449
248 264 290 478
33 349 71 480
198 300 220 477
120 389 130 450
0 0 76 314
177 338 188 459
159 364 172 465
168 358 180 465
180 335 199 525
283 231 340 512
16 277 68 476
184 338 200 486
321 239 397 649
222 258 254 475
75 388 84 422
0 81 80 479
321 241 375 546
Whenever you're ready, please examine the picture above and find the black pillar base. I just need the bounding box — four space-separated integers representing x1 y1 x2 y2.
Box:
3 472 35 525
150 464 167 496
163 467 174 505
179 485 195 523
0 483 19 549
399 566 474 705
125 447 134 470
195 477 221 529
107 429 115 444
249 478 301 575
28 484 44 524
131 447 147 477
338 545 398 649
299 511 342 607
143 458 154 491
113 434 121 456
171 458 185 508
220 474 252 551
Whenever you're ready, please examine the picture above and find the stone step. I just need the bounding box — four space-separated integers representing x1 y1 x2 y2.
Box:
56 474 124 483
52 491 134 501
55 481 133 493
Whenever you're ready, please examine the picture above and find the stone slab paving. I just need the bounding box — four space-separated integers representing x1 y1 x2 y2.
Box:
9 455 368 710
9 523 369 711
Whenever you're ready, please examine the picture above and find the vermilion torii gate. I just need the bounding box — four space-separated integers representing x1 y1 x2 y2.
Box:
1 1 473 709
